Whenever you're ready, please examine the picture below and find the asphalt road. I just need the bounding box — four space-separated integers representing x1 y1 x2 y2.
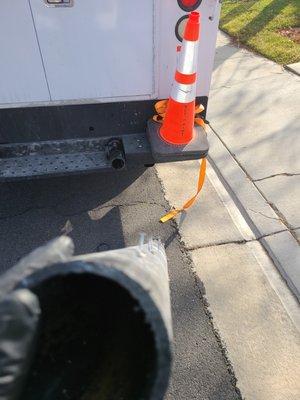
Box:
0 167 241 400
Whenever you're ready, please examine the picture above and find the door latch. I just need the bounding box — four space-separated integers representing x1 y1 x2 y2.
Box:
44 0 74 7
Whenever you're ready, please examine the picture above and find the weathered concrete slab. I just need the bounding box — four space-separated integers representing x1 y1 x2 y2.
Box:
256 175 300 230
208 33 300 182
293 228 300 241
157 134 300 399
207 126 287 237
286 62 300 76
156 160 244 249
208 125 299 300
214 40 254 61
191 241 300 400
209 72 300 180
262 231 300 300
212 49 283 90
207 31 299 300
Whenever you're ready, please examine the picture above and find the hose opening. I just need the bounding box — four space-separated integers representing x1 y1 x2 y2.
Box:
21 273 157 400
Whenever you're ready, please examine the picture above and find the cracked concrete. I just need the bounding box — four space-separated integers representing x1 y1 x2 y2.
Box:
255 175 300 231
156 160 244 249
185 228 288 252
209 42 300 182
208 31 300 240
254 172 300 182
207 125 287 238
156 157 300 400
191 241 300 400
208 124 297 238
205 31 300 300
155 31 300 400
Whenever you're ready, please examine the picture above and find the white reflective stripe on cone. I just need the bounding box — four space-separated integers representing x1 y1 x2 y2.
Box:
170 82 196 103
177 40 199 75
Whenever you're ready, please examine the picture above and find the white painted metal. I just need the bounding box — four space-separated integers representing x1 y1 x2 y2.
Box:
158 0 221 99
0 1 50 105
29 0 155 101
0 0 221 107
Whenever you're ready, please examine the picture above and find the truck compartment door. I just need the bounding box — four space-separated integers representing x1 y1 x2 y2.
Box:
0 1 50 106
29 0 155 101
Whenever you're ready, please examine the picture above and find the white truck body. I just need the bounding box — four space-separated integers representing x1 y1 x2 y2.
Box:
0 0 221 108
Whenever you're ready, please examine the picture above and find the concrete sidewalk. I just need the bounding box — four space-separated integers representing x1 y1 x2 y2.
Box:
207 32 300 300
155 31 300 400
157 158 300 400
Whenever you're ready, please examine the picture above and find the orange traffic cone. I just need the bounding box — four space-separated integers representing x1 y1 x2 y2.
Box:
160 11 200 145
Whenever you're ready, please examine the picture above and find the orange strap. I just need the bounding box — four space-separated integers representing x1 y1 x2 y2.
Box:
160 157 207 223
153 100 205 123
153 100 207 223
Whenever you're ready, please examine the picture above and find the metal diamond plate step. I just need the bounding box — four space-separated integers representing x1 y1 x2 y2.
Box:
0 135 153 181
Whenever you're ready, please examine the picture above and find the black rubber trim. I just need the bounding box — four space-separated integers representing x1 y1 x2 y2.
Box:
175 15 189 42
177 0 202 12
0 97 208 144
147 120 209 163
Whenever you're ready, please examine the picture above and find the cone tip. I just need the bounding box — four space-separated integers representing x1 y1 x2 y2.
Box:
189 11 200 24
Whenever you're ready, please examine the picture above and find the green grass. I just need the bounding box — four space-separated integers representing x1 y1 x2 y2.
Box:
219 0 300 64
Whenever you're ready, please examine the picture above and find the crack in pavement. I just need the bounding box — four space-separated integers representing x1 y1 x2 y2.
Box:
185 229 288 251
254 172 300 182
248 208 281 221
56 201 166 218
0 201 166 221
208 124 295 237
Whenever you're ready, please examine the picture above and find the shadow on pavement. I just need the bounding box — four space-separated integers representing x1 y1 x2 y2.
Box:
0 167 148 273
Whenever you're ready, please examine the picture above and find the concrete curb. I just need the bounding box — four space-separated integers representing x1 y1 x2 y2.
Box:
261 231 300 301
207 125 300 301
285 62 300 76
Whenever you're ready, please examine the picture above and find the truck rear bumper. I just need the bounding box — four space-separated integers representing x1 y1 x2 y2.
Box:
0 129 208 181
0 99 208 181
